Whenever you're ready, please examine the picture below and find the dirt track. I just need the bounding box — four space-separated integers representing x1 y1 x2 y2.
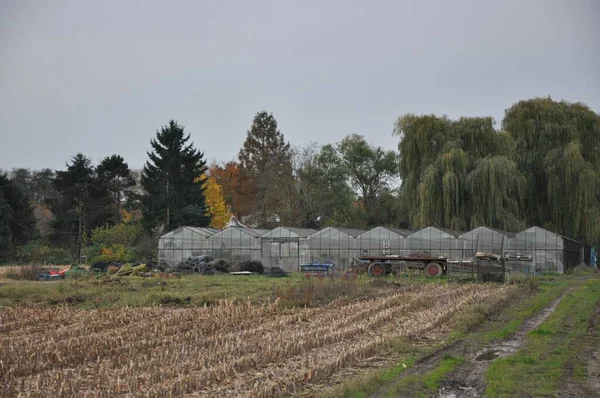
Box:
370 278 599 398
437 287 576 398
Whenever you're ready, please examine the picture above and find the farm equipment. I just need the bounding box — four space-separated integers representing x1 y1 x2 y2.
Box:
358 254 448 277
358 252 508 280
299 261 335 278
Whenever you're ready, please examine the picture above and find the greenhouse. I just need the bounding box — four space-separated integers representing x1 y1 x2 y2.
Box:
357 227 412 256
307 227 365 269
259 227 316 272
507 226 583 274
204 227 267 265
157 224 590 273
157 227 219 265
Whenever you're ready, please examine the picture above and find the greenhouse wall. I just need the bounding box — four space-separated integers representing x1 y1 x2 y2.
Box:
508 227 564 274
204 227 267 266
357 227 411 256
158 224 584 274
259 227 315 272
459 227 512 261
405 227 464 260
158 227 219 265
307 227 365 270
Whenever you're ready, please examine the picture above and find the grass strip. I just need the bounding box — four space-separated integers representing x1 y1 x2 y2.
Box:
485 278 600 397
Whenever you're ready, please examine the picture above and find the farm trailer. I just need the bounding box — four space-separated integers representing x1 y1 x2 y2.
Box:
357 252 505 279
357 255 449 277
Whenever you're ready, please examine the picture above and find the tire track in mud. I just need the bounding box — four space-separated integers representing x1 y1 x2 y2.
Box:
437 285 578 398
370 284 578 398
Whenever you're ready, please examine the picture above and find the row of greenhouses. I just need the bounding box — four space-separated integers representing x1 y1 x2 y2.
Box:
158 225 593 274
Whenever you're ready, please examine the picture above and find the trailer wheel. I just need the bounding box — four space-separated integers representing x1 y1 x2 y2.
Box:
425 262 443 277
368 262 386 277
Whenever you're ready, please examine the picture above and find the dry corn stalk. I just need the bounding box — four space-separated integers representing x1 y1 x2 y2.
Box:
0 282 516 397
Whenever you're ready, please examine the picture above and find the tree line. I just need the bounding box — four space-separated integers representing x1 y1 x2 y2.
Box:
1 96 599 263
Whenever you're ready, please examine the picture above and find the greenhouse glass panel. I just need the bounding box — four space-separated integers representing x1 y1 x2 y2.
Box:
204 227 266 266
510 227 564 274
307 227 365 269
357 227 409 256
259 227 315 272
459 227 512 261
157 227 218 266
405 227 463 260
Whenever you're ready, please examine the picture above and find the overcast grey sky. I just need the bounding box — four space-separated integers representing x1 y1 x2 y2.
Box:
1 0 598 171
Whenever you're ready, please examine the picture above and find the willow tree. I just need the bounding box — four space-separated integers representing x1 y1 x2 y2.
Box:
394 114 452 226
439 142 469 229
396 114 524 231
503 98 600 225
545 141 599 244
467 156 526 231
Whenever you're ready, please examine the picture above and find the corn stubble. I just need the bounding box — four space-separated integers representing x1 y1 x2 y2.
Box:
1 282 515 397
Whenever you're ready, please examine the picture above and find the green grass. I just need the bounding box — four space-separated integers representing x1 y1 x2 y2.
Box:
379 354 464 397
422 354 464 390
0 272 435 309
0 265 459 309
0 273 312 308
324 275 579 397
482 277 572 341
485 277 600 397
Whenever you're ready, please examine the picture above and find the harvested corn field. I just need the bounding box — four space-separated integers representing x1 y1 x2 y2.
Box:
1 282 515 397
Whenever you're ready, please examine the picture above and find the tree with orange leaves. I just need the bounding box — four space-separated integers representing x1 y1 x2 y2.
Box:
209 161 254 220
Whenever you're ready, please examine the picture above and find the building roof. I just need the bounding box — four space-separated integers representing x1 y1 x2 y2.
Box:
335 227 368 237
358 226 414 238
210 226 268 238
308 227 367 238
385 227 414 237
185 227 220 237
408 226 464 238
160 226 219 239
261 227 317 238
516 226 583 245
459 226 515 239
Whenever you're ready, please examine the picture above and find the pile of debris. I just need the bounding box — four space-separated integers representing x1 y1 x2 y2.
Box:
264 267 288 277
157 255 231 275
239 260 264 274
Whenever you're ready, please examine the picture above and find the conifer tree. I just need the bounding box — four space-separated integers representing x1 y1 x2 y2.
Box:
140 120 210 232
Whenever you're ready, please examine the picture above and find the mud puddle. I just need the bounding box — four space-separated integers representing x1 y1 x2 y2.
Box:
438 287 576 398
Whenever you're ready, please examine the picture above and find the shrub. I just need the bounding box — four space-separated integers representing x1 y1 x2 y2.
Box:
14 243 72 264
90 223 143 247
570 264 597 275
92 244 135 263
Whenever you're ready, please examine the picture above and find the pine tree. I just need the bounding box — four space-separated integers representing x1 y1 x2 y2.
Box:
0 173 36 260
140 120 210 232
50 153 107 257
238 111 294 226
96 155 135 222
